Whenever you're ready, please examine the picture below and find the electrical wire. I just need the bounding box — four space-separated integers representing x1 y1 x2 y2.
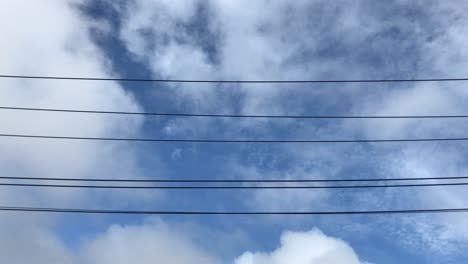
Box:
1 175 467 183
1 205 468 215
2 74 468 83
1 133 468 144
1 106 467 119
0 182 467 189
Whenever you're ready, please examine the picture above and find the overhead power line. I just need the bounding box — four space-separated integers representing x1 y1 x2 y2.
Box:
1 205 468 215
2 106 468 119
2 133 468 144
1 182 468 189
2 175 468 183
1 74 468 83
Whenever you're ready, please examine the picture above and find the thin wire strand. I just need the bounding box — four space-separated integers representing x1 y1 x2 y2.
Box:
0 182 468 189
1 133 468 144
1 206 468 215
2 175 468 183
1 106 467 119
2 74 468 83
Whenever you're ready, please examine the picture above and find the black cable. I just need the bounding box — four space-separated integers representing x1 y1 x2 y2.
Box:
1 106 467 119
2 74 468 83
1 205 467 215
1 182 468 189
2 175 468 183
1 133 468 144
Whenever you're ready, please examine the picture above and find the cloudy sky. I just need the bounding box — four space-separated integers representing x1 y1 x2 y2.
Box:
1 0 468 263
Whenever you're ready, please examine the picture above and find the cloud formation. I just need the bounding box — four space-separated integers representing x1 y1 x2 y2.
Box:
0 0 153 208
3 0 468 262
113 0 468 257
81 218 220 264
235 228 366 264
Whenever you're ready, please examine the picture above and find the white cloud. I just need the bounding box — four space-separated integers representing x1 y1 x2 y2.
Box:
82 224 368 264
80 218 220 264
4 0 468 262
0 2 373 262
114 0 468 257
115 0 382 215
235 228 367 264
348 2 468 254
0 215 221 264
0 215 366 264
0 0 159 208
0 215 75 264
229 163 329 212
0 1 172 262
0 0 163 260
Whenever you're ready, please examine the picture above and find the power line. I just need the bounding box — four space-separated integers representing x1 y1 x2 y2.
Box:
1 133 468 144
1 182 468 189
2 175 468 183
2 74 468 83
2 106 468 119
1 205 468 215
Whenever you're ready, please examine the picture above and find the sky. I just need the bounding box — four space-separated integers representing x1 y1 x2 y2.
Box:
1 0 468 263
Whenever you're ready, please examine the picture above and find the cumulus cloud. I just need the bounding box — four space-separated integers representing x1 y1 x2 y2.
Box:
0 216 220 264
82 225 367 264
235 228 367 264
80 218 220 264
0 212 367 264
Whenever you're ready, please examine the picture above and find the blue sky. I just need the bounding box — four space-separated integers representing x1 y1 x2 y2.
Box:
1 0 468 263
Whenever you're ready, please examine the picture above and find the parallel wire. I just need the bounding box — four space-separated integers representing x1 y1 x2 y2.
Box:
1 106 467 119
1 206 468 215
2 175 468 183
4 74 468 216
2 133 468 144
2 74 468 83
1 182 468 189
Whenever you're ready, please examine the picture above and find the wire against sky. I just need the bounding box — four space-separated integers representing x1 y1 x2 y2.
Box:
2 133 468 144
2 175 468 183
2 106 468 119
1 206 468 215
2 74 468 83
1 182 468 189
